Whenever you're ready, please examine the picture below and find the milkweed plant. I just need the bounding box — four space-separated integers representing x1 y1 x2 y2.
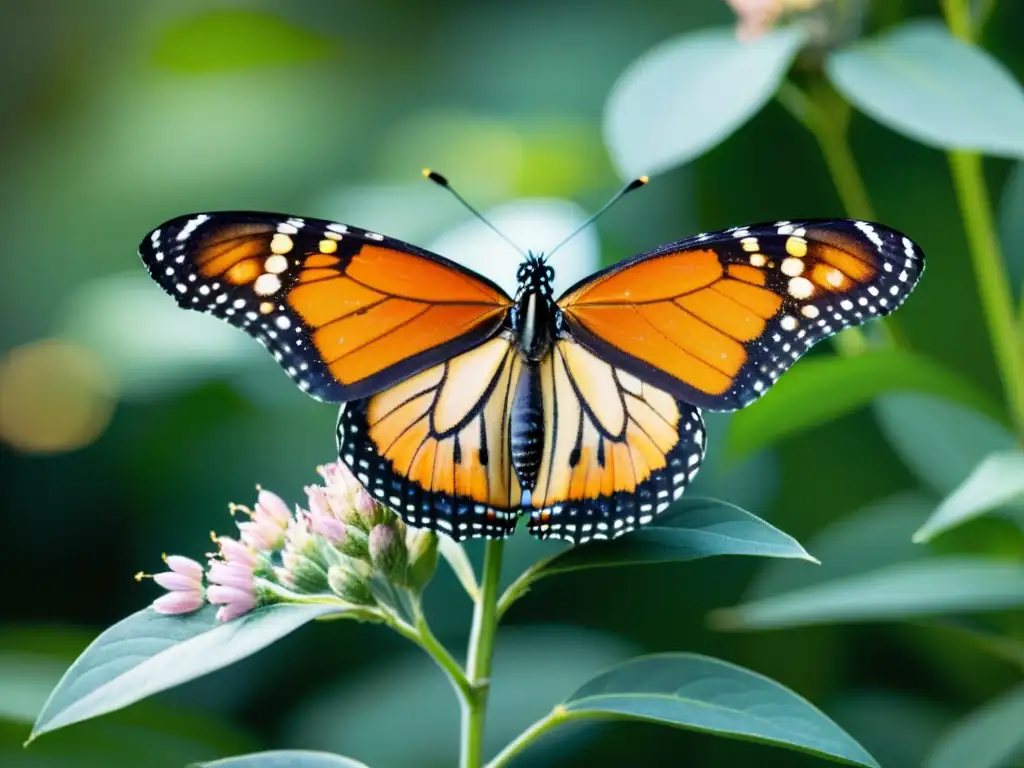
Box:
26 0 1024 766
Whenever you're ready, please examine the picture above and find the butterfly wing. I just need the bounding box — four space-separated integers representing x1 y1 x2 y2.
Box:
524 339 706 543
139 212 513 402
337 334 525 540
557 219 925 410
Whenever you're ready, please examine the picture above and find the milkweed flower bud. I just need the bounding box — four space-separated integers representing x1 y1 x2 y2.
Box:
336 525 370 560
369 524 408 585
146 554 204 615
327 559 375 606
405 528 439 593
280 517 329 593
725 0 825 41
235 488 292 551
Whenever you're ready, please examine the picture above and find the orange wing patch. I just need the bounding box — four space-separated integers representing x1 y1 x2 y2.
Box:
557 219 924 410
340 336 524 540
139 212 513 404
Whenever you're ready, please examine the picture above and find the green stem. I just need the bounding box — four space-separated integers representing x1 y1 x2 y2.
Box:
941 0 1024 440
409 600 474 700
776 78 887 352
484 707 571 768
461 540 506 768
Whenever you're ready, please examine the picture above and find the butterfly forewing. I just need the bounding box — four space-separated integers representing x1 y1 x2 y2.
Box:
557 218 925 410
139 212 513 403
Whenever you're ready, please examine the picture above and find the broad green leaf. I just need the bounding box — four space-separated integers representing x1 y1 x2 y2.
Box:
559 653 878 767
529 498 815 578
31 604 339 740
873 393 1018 497
151 10 339 73
914 450 1024 542
744 493 932 601
827 20 1024 157
728 351 1001 458
603 25 808 177
713 557 1024 631
197 751 369 768
283 626 635 768
925 684 1024 768
998 162 1024 302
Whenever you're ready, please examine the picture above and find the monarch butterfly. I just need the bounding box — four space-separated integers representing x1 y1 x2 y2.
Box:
138 172 924 545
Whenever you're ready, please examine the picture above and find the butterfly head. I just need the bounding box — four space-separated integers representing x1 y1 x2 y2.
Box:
515 253 554 299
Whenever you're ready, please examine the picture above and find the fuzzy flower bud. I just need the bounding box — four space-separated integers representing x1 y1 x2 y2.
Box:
405 528 439 593
234 488 291 552
369 523 408 585
327 559 375 606
280 517 329 593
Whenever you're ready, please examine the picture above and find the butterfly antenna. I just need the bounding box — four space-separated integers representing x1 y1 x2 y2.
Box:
545 175 648 261
422 169 528 259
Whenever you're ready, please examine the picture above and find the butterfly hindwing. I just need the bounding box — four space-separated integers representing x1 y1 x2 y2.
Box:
557 218 925 410
337 335 525 540
526 339 706 543
336 335 705 544
139 212 513 403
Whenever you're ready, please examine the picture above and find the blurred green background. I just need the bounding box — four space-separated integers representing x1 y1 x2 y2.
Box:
1 1 1022 766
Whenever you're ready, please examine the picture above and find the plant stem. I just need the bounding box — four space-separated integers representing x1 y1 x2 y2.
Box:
776 78 887 352
461 540 506 768
387 607 473 700
941 0 1024 439
485 707 571 768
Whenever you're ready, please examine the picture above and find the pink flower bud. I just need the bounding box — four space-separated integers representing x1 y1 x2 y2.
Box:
207 584 257 622
310 513 346 546
216 536 258 568
207 560 253 591
153 571 201 592
166 555 204 582
238 518 285 552
369 524 408 585
255 489 292 527
153 590 205 615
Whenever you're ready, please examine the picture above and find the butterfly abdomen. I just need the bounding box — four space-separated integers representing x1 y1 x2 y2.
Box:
510 363 544 490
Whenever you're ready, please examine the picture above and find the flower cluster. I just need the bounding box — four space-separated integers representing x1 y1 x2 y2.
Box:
725 0 825 41
141 462 439 621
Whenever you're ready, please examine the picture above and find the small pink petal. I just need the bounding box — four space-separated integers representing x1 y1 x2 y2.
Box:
311 514 346 545
165 555 204 581
256 489 292 526
217 536 258 567
238 520 283 551
206 584 254 608
153 571 201 592
153 590 204 615
208 561 253 590
355 488 375 518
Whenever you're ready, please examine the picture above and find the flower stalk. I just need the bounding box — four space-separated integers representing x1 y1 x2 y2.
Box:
940 0 1024 441
461 539 506 768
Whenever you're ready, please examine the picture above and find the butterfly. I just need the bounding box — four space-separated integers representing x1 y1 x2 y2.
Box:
138 174 924 545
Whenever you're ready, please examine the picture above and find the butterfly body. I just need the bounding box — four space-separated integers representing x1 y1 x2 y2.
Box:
139 208 924 545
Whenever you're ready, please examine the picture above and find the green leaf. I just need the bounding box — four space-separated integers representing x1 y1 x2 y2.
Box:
713 557 1024 631
727 350 1001 459
998 161 1024 302
914 450 1024 542
31 604 339 740
559 653 878 767
529 498 816 577
196 751 369 768
603 25 808 177
744 493 933 601
873 393 1018 497
925 684 1024 768
151 10 339 73
826 20 1024 157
